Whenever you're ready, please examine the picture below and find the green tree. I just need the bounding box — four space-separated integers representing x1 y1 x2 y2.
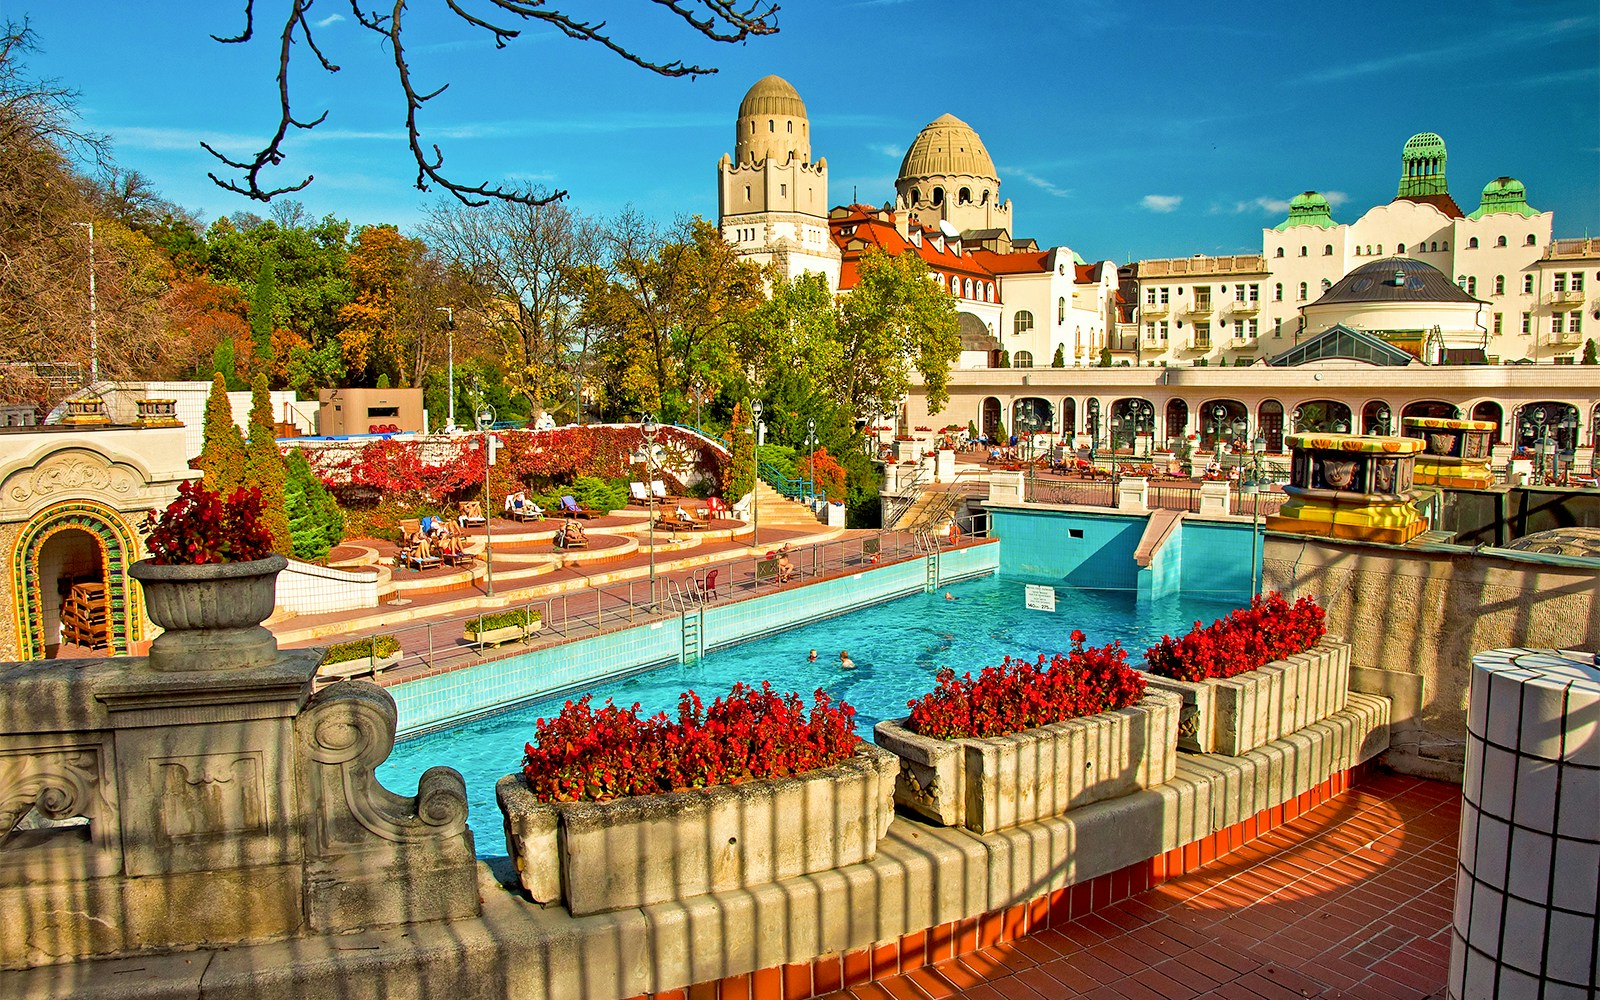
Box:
1583 339 1597 365
998 349 1010 368
1051 344 1065 368
246 374 293 554
725 400 756 502
194 373 246 494
1098 346 1112 367
833 248 961 412
284 450 345 561
248 256 279 373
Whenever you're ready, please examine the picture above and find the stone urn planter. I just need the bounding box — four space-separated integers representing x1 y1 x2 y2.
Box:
496 743 899 916
128 554 288 671
1140 640 1350 756
872 690 1181 834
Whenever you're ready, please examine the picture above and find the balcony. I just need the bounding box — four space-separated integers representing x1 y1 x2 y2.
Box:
1188 334 1213 352
1180 299 1214 317
1549 288 1587 305
1550 327 1584 344
1226 299 1261 315
1142 302 1170 318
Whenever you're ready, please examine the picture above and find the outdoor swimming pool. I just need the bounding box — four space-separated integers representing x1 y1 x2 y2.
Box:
375 573 1248 855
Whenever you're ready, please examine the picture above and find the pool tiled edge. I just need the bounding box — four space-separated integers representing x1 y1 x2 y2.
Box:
390 541 1000 736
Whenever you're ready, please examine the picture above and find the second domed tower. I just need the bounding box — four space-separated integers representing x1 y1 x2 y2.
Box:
893 113 1013 237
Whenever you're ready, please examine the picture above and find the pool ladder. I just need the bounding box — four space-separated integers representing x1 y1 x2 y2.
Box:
913 530 941 592
665 580 705 663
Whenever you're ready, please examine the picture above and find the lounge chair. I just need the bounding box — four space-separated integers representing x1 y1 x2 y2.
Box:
458 501 487 527
404 538 440 570
507 498 544 521
704 496 730 519
560 495 598 519
650 480 668 501
629 482 650 505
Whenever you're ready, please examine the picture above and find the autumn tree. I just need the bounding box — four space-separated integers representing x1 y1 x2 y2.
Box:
422 198 598 416
194 373 246 494
580 213 768 420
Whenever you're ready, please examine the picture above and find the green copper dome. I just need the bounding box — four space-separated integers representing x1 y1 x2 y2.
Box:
1398 132 1448 198
1468 176 1540 219
1273 191 1338 231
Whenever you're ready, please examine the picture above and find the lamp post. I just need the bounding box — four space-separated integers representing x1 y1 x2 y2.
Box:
1375 404 1391 436
476 403 497 596
642 415 660 604
1528 406 1547 481
1130 399 1154 458
1249 434 1267 597
1558 411 1577 484
72 222 98 384
806 417 817 500
436 306 455 432
751 399 763 546
1212 404 1227 456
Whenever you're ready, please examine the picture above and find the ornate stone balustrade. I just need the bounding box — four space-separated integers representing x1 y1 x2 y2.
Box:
0 650 478 970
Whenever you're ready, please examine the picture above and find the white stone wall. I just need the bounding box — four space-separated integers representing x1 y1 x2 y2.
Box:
275 559 380 615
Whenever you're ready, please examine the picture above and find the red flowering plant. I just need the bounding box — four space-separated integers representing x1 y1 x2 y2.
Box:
140 478 276 565
521 681 859 803
906 631 1148 740
1143 592 1326 683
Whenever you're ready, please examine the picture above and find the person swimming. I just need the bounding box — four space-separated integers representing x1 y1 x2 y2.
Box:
808 649 818 662
839 650 855 670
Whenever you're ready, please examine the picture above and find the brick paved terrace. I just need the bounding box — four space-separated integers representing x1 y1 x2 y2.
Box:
730 772 1459 1000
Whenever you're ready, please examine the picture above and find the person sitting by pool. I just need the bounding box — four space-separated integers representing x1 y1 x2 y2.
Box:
504 491 525 515
564 518 586 546
777 552 794 583
838 650 855 670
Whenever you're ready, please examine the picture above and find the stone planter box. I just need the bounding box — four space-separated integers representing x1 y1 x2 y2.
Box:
872 690 1182 834
1141 640 1350 756
318 651 402 681
497 743 898 916
466 621 542 647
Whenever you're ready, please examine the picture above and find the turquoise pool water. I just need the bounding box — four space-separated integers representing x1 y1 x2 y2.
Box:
374 574 1246 855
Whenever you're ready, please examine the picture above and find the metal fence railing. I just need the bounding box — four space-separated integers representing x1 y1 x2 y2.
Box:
304 525 991 686
1229 491 1289 518
1149 486 1202 513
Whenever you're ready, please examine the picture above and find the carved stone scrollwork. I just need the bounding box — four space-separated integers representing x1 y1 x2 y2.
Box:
297 682 479 931
0 749 101 849
301 683 468 846
5 454 138 508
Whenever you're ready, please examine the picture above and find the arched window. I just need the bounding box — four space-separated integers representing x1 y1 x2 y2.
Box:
1365 245 1372 255
1430 241 1438 252
1015 310 1035 334
1497 235 1508 247
981 190 990 205
786 121 792 133
744 185 750 200
768 119 774 132
1014 351 1034 369
1321 278 1332 291
1494 275 1505 295
931 187 944 206
1398 243 1406 254
1058 297 1066 323
1274 283 1283 301
1442 241 1448 250
1300 246 1308 257
1526 234 1536 246
963 278 973 298
1469 237 1479 249
1298 282 1308 300
1354 246 1362 257
910 187 921 204
1275 247 1284 258
1467 276 1477 295
958 187 971 204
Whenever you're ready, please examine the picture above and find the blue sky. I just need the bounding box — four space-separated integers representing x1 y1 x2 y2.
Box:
7 1 1597 261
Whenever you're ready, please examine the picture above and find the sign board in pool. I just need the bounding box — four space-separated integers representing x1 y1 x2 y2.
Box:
1024 584 1057 612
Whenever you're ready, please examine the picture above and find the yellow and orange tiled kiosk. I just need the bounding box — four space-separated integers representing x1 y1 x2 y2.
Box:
1266 433 1427 545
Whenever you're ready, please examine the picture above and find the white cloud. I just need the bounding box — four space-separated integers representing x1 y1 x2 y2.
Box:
1301 17 1590 83
1141 194 1181 213
1233 196 1290 215
868 143 903 159
1324 190 1349 207
1003 166 1070 199
315 14 345 28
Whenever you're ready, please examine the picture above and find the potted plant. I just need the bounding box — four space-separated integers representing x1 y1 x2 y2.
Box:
317 635 403 680
874 632 1181 834
129 478 287 672
464 607 542 647
497 683 897 915
1139 593 1347 756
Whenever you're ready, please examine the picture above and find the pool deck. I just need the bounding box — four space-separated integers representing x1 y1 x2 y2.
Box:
809 771 1457 1000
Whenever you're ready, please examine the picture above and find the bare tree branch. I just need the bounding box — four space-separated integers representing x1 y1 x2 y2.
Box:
207 1 779 207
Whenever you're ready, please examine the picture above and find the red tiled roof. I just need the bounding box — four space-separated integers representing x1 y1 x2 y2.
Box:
830 207 1000 296
968 249 1051 276
1392 193 1465 219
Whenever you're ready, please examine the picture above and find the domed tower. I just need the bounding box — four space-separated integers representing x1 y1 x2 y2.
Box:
1273 191 1339 230
717 75 839 288
1468 176 1540 219
1397 132 1448 198
894 114 1012 237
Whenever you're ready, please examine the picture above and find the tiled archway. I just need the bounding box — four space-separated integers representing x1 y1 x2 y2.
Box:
11 499 145 659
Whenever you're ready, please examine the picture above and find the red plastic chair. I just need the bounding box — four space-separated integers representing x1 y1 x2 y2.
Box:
692 568 719 602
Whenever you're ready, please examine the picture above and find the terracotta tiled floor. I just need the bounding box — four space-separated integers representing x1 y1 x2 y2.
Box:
831 772 1461 1000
